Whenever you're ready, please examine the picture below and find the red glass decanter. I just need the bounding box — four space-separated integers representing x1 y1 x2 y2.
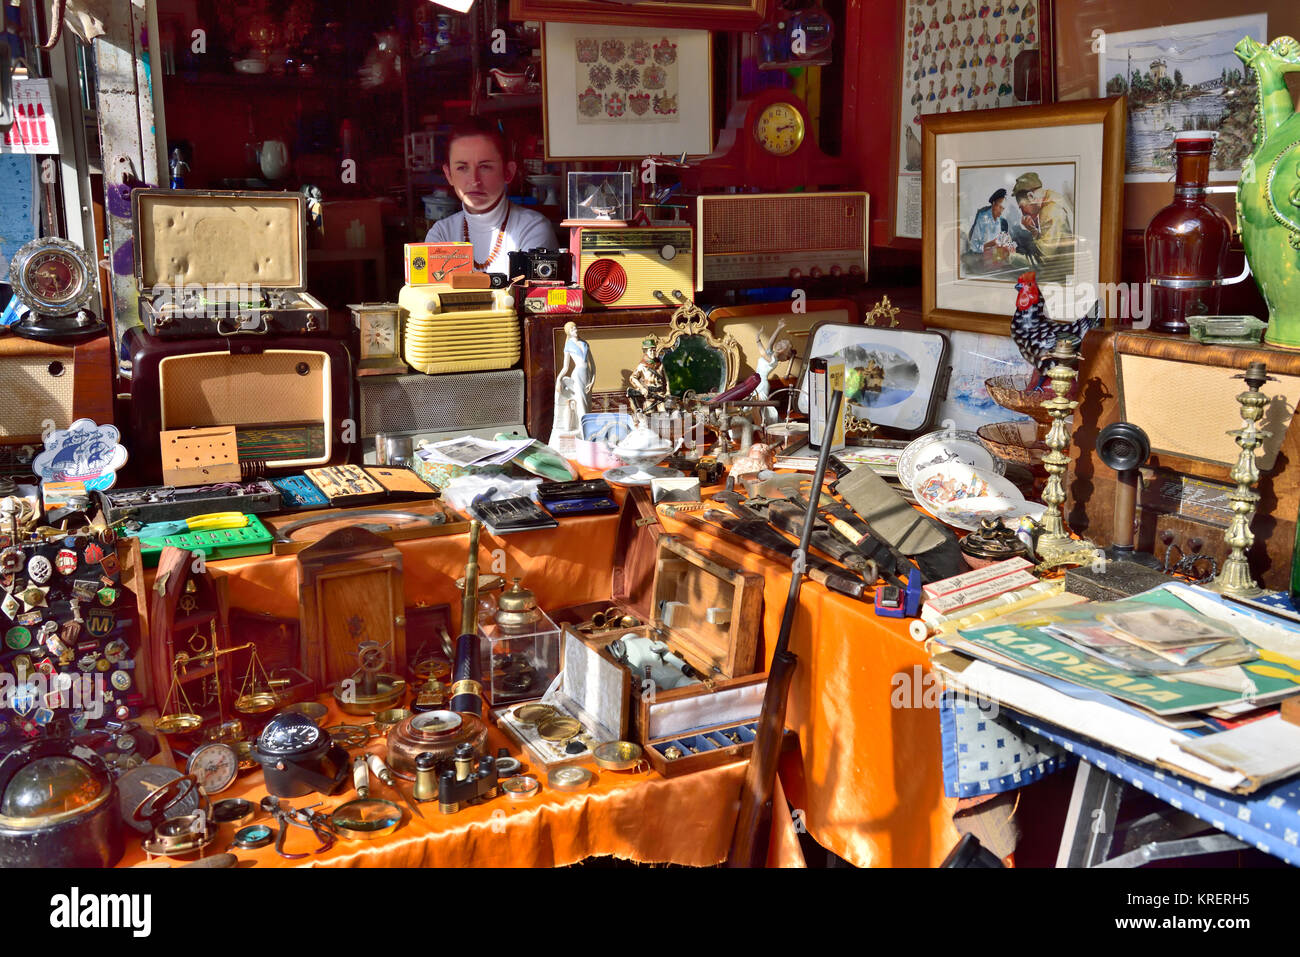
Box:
1144 131 1234 335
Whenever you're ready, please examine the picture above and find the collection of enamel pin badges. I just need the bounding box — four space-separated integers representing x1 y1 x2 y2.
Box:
0 525 139 734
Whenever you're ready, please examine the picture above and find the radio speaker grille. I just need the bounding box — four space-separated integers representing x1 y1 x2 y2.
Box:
159 350 329 427
360 370 525 438
701 194 865 253
0 358 76 440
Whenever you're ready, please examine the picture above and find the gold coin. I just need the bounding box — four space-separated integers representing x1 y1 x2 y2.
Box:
514 703 557 726
537 715 581 741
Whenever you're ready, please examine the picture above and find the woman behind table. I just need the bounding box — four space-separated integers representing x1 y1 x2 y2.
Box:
425 121 558 272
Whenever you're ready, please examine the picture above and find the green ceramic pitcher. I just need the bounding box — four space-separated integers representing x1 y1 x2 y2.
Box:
1236 36 1300 347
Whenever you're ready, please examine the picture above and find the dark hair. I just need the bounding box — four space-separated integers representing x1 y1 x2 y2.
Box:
989 188 1007 204
446 121 511 165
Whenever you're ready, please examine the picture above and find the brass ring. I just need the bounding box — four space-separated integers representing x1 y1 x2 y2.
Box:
448 679 482 699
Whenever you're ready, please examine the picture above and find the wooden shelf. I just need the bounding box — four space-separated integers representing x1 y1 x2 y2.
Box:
166 70 344 92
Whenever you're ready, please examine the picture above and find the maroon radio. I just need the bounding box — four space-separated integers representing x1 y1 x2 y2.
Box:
123 326 356 484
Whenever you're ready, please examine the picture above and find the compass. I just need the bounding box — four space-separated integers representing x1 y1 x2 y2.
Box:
6 238 106 343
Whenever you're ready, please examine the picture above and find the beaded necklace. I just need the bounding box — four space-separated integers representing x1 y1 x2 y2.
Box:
463 204 510 270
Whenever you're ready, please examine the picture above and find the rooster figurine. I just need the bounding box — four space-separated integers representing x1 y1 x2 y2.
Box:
1010 272 1098 390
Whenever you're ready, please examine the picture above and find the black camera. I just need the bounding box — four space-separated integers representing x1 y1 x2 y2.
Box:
508 248 572 283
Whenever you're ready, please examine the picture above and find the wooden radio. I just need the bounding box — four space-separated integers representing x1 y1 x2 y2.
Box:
0 334 114 477
695 192 869 288
1068 331 1300 590
574 226 694 309
123 326 355 484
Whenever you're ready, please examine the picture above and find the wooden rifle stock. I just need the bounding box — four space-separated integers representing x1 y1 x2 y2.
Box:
728 390 842 868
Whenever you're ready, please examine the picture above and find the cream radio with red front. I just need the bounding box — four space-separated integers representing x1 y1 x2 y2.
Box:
575 227 694 309
695 192 869 289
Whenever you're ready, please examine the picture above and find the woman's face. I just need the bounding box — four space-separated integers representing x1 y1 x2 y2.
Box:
443 135 517 214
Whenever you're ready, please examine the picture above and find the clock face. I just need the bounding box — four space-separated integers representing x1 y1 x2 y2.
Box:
754 102 805 157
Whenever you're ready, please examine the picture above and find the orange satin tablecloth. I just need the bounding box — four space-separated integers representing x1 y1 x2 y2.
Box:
658 512 962 869
121 698 767 868
130 490 957 868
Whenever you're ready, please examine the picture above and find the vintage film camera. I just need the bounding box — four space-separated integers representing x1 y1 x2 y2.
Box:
508 248 572 284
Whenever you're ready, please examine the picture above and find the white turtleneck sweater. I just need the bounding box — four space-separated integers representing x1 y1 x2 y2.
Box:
424 200 558 270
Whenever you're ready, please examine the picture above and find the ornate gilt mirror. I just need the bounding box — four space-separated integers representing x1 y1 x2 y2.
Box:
653 301 741 397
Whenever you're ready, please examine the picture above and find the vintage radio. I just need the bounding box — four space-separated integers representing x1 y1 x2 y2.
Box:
695 192 868 288
123 326 355 484
1068 331 1300 590
0 334 113 478
397 282 520 374
358 370 526 457
550 492 766 776
523 302 855 441
574 226 694 309
132 189 331 338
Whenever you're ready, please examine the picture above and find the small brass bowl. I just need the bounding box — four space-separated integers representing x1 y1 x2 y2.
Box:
281 701 328 724
374 708 412 734
593 740 645 772
155 712 203 735
234 691 278 715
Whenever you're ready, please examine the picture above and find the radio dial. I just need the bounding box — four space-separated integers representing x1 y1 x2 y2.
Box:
788 268 802 281
659 245 677 261
830 265 842 277
809 267 823 279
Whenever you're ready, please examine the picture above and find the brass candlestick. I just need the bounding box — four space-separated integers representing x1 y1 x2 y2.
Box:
1207 361 1272 598
1035 334 1096 568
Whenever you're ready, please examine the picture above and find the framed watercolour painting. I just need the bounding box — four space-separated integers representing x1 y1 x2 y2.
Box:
542 24 714 162
921 96 1125 334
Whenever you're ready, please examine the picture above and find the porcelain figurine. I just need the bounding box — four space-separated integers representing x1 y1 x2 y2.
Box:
754 321 794 425
549 322 593 450
1235 35 1300 347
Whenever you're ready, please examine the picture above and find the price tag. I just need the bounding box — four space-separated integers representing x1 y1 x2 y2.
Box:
547 289 568 306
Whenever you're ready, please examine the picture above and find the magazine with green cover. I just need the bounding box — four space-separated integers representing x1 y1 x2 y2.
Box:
955 589 1300 715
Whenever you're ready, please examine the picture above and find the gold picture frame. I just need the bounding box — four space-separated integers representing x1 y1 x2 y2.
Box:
922 96 1125 335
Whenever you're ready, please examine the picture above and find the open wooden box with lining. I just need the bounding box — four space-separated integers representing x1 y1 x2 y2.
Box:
492 629 630 769
549 491 767 776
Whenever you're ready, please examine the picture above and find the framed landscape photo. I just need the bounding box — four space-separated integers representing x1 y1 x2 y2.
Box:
921 96 1125 334
542 24 714 162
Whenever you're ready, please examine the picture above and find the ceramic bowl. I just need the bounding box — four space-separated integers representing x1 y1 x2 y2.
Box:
911 461 1029 531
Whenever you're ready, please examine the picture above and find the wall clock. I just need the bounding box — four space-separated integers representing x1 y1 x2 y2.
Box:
689 88 855 190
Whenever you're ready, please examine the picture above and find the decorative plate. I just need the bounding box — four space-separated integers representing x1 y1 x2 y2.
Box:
933 496 1045 533
911 461 1027 531
897 428 1004 489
